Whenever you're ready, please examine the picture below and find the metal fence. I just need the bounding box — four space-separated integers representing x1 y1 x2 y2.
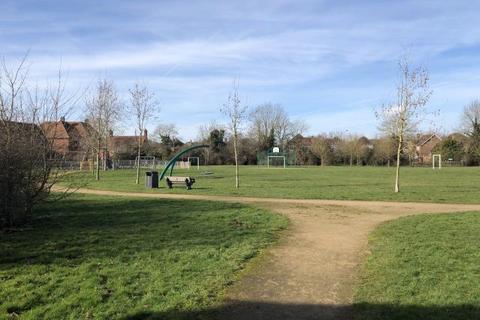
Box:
112 159 167 170
48 159 196 170
412 160 465 167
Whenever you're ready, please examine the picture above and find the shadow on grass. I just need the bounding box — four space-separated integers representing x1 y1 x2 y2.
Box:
121 300 480 320
0 196 267 267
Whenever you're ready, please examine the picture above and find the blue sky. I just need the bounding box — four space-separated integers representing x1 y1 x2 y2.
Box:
1 0 480 140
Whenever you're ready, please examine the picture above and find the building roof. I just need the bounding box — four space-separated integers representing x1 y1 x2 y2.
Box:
41 121 70 139
417 133 442 147
447 132 468 142
110 136 140 144
41 120 96 140
290 134 314 147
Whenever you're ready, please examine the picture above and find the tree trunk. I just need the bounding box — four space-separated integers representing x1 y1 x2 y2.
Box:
95 152 100 181
233 133 239 188
135 138 141 185
394 137 402 193
91 150 95 176
103 153 107 171
96 138 100 181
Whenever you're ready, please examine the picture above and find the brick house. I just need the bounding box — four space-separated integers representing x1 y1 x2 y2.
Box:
288 134 315 165
108 129 148 159
415 133 442 163
289 134 313 148
41 118 96 160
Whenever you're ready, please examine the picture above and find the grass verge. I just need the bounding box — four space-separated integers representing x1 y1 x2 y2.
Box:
65 166 480 203
354 212 480 320
0 194 287 319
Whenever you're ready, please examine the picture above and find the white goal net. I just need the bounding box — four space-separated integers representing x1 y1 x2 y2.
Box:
267 155 286 168
432 154 442 170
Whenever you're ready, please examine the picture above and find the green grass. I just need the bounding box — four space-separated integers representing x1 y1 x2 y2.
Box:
354 212 480 320
0 194 287 319
68 165 480 203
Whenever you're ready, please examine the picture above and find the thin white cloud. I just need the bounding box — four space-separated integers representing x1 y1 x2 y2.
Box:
2 0 480 139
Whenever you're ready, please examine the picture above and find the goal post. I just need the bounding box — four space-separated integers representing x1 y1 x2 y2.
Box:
135 156 156 169
267 155 286 168
432 154 442 170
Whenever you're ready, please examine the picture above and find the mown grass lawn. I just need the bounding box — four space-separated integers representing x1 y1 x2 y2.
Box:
354 212 480 320
69 165 480 203
0 194 287 319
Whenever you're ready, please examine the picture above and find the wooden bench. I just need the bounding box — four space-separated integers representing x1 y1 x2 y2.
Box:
166 176 195 190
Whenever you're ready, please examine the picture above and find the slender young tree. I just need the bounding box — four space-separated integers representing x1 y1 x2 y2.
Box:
221 80 247 188
84 79 122 180
376 57 432 193
129 83 158 184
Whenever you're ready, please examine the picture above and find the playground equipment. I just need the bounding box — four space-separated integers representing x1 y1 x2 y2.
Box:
159 144 209 181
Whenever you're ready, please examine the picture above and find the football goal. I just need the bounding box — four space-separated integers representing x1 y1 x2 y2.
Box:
257 146 294 168
267 155 286 168
432 154 442 170
187 157 200 170
135 156 157 169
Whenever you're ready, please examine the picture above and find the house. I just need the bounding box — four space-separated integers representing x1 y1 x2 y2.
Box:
288 134 314 148
41 118 96 160
1 121 45 145
447 132 468 144
109 129 148 159
415 133 442 163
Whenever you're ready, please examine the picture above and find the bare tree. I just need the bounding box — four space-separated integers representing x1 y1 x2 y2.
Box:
460 99 480 164
338 134 362 166
372 136 397 166
376 57 432 192
311 135 333 166
129 83 158 184
221 80 247 188
84 79 122 180
461 99 480 134
249 103 306 150
277 118 307 150
405 138 417 166
154 123 178 143
0 55 73 227
249 103 279 150
197 121 224 164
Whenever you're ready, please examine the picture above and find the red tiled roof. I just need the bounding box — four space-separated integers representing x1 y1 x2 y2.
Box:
41 122 69 139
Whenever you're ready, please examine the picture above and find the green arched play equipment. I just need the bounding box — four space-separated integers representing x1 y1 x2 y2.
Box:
159 144 209 181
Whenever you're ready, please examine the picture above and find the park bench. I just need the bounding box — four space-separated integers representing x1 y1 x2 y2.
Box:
166 176 195 190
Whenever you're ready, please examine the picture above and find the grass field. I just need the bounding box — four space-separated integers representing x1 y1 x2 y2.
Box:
70 165 480 203
0 194 287 319
354 212 480 320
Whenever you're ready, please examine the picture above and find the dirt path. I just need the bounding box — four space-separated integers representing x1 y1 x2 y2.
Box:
69 188 480 319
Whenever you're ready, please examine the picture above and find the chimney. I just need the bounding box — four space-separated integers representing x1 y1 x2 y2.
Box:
144 129 148 141
109 129 114 136
60 116 66 123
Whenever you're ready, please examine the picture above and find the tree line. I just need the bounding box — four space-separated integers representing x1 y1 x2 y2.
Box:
2 54 480 227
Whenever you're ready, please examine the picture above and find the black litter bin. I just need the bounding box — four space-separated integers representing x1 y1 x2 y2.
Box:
145 171 159 188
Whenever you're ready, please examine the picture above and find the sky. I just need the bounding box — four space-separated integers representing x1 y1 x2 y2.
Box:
1 0 480 140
